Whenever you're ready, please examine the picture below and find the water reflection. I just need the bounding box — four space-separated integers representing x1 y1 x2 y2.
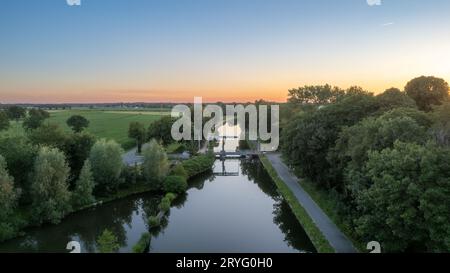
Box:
0 159 315 253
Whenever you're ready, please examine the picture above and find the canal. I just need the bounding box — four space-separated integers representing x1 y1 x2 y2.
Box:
0 123 316 253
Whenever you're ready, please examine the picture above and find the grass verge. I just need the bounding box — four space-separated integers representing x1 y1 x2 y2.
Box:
259 155 335 253
295 177 365 252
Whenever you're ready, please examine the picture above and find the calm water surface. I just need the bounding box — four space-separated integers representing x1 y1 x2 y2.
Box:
0 123 315 253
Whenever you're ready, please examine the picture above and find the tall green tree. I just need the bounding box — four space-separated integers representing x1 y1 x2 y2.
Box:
0 155 20 241
405 76 449 111
430 102 450 146
66 115 89 133
330 113 429 194
28 123 68 151
0 135 37 203
281 92 380 188
89 139 124 193
142 139 169 186
72 160 95 208
287 84 345 105
355 142 450 252
5 105 26 122
63 132 96 186
128 122 146 153
0 111 10 131
147 116 176 145
31 147 72 224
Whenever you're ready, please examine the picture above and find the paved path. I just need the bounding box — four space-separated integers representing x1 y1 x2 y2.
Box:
122 144 148 166
266 153 357 253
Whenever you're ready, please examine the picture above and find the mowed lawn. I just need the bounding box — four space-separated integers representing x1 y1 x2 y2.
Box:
3 110 167 150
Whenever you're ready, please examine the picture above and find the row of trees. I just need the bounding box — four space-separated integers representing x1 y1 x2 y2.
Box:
0 107 200 242
281 76 450 252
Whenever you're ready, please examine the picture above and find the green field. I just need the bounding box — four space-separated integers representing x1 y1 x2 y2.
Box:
2 110 167 150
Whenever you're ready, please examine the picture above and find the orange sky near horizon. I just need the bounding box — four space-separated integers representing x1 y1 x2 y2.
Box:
1 74 448 104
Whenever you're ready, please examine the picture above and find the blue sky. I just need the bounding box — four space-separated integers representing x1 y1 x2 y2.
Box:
1 0 449 103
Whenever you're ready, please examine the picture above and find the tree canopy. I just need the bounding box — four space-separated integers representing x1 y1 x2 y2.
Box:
405 76 449 111
66 115 90 133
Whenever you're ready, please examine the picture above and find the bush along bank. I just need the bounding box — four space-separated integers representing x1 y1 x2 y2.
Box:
134 155 215 253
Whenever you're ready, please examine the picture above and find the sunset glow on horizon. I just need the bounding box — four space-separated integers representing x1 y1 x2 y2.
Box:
1 0 450 103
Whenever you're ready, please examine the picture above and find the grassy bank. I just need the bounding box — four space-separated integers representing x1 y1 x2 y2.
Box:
295 176 365 252
259 155 335 253
12 182 158 239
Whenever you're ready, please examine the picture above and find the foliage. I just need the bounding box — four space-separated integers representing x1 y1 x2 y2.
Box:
430 102 450 146
162 175 187 194
169 164 188 180
148 215 161 227
281 92 380 188
28 123 68 151
288 84 345 105
66 115 89 133
354 142 450 252
97 229 120 253
63 132 96 186
375 88 416 111
142 139 169 185
0 111 10 131
89 139 124 194
0 155 20 241
120 165 141 186
23 109 50 130
128 122 146 153
166 142 186 154
330 112 430 193
0 135 37 203
405 76 449 111
5 106 26 121
147 116 176 145
30 147 72 224
72 160 96 208
181 154 215 178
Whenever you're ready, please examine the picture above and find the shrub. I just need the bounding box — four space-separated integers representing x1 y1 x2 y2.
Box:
181 154 215 178
163 175 187 194
169 164 188 180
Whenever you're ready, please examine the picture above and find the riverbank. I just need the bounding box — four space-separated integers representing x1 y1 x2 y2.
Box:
261 153 358 253
4 153 216 244
259 155 334 253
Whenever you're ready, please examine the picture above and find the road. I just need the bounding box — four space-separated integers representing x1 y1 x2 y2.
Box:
122 144 146 166
265 153 357 253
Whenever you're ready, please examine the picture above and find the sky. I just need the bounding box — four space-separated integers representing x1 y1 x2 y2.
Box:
1 0 450 103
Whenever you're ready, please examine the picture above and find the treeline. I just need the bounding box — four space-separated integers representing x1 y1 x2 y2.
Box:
281 76 450 252
0 107 214 243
